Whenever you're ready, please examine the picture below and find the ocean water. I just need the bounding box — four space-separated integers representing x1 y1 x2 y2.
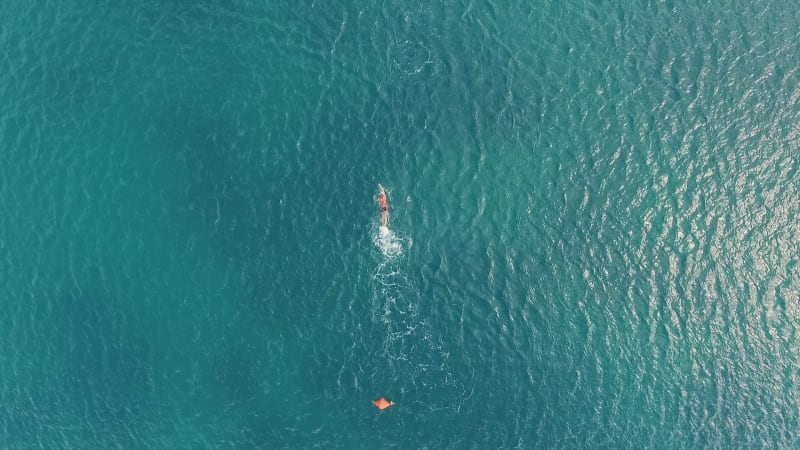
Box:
1 0 798 448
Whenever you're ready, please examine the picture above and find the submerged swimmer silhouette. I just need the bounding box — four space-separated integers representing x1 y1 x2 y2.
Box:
376 184 389 228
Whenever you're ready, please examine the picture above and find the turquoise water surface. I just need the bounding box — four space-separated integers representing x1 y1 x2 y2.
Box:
1 1 798 448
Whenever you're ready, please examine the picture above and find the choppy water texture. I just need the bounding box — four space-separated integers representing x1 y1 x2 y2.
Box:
1 0 799 448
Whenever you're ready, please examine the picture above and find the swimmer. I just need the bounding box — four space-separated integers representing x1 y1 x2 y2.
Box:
376 184 389 228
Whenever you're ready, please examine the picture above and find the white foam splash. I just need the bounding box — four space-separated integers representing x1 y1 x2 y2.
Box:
373 225 406 258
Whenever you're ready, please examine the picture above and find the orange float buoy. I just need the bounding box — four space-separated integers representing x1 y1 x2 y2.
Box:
373 397 394 410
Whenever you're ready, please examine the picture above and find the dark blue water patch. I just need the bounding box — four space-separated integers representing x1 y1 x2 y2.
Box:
152 87 397 326
157 105 276 255
0 283 155 447
154 105 311 324
55 285 154 419
205 327 345 449
209 332 276 406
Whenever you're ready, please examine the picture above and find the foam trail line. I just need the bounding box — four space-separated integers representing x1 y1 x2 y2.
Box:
369 222 464 415
371 224 416 357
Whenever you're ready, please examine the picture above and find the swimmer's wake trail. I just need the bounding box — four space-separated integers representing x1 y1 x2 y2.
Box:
369 184 457 412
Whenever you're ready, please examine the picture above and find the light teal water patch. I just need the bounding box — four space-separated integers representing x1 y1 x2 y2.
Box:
1 0 799 448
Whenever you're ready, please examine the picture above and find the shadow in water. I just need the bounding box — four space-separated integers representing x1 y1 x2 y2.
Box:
54 285 154 424
0 283 155 446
